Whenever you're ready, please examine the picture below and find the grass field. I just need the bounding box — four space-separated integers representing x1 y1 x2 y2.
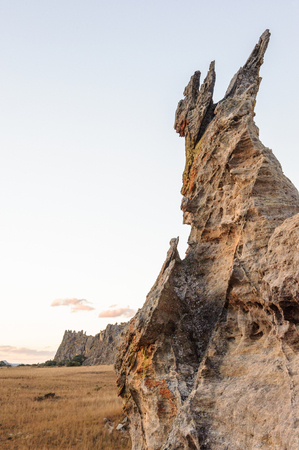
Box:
0 365 131 449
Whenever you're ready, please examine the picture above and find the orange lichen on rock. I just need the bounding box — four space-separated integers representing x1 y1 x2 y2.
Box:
144 377 178 418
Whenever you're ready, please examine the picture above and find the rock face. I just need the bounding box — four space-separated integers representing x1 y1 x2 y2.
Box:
115 30 299 449
55 323 126 365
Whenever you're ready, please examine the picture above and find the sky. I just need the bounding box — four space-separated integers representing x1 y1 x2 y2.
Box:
1 0 299 364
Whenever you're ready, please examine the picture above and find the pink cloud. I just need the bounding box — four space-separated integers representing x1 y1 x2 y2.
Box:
99 307 136 319
71 304 94 313
51 298 95 313
0 345 55 357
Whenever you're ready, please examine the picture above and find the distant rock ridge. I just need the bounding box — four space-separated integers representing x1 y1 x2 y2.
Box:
0 360 11 367
54 323 126 365
116 30 299 449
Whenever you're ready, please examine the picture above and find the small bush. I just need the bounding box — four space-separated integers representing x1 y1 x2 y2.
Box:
34 392 56 401
57 360 69 366
44 392 55 399
72 354 86 365
44 360 57 367
66 361 81 367
65 355 86 367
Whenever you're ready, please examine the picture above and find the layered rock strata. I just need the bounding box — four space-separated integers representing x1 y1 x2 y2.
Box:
55 323 126 365
116 30 299 449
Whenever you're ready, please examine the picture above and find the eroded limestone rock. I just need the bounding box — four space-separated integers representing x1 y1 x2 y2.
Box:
116 30 299 449
55 323 126 365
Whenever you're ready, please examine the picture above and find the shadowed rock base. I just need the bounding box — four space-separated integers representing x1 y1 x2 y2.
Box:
116 30 299 449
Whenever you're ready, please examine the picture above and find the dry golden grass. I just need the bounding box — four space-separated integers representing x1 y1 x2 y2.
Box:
0 365 131 449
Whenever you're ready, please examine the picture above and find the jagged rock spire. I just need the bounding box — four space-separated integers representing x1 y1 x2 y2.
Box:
225 29 270 99
174 61 216 144
116 30 299 450
174 29 270 148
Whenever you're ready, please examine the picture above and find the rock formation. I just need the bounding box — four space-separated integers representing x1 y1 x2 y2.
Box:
55 323 126 365
115 30 299 449
0 360 10 367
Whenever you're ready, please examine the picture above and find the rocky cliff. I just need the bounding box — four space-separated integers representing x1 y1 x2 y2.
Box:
55 323 126 365
116 30 299 449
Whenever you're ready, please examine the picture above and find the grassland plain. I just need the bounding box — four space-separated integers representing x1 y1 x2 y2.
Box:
0 365 131 449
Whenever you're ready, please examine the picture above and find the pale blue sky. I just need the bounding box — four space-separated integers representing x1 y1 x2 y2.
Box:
1 0 299 363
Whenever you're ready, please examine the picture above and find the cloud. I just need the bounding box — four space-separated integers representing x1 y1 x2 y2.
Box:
0 345 55 358
72 304 95 312
99 307 136 319
51 298 95 313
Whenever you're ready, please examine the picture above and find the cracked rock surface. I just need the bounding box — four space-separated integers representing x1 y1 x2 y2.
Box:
116 30 299 449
